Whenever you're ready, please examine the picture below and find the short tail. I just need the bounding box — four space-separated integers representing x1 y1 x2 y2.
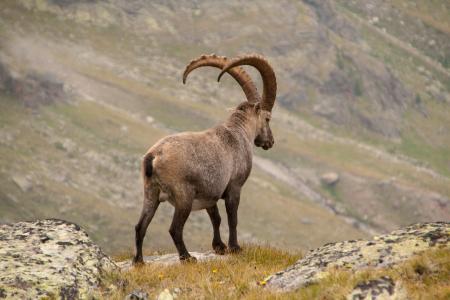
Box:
143 155 154 178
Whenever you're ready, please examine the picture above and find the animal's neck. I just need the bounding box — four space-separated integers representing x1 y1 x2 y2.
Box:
224 110 256 143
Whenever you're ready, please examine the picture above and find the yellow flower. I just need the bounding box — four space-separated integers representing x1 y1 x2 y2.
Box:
258 280 267 286
158 274 164 280
212 269 218 274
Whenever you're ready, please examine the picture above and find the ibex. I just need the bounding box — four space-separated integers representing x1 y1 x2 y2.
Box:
133 54 277 264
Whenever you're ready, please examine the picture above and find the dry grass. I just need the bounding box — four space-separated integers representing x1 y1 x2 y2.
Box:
103 245 450 300
104 244 301 299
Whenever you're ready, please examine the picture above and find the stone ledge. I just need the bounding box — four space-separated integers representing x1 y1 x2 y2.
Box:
0 219 116 299
117 251 228 270
266 222 449 292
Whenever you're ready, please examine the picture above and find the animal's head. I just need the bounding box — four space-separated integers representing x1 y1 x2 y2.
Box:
232 101 274 150
183 53 277 150
253 103 274 150
218 55 277 150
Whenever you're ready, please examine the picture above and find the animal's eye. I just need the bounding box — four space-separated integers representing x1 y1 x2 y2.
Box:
266 118 270 122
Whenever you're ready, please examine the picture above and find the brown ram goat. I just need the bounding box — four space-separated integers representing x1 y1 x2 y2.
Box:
133 54 277 263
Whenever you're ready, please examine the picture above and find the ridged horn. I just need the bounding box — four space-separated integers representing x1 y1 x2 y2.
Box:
218 54 276 112
183 54 261 103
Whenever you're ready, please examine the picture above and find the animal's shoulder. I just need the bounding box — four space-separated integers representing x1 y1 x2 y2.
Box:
214 125 240 146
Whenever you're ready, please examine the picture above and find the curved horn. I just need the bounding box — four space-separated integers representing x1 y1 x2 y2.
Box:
218 54 276 112
183 54 261 103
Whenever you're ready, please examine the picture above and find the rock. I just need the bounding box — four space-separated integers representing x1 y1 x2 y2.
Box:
266 222 449 292
157 289 174 300
0 219 117 299
62 138 77 153
0 61 66 108
320 172 339 186
347 276 407 300
117 251 227 270
300 218 313 224
12 175 33 192
125 289 149 300
145 17 160 30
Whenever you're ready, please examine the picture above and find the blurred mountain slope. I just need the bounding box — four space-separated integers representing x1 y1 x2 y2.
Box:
0 0 448 254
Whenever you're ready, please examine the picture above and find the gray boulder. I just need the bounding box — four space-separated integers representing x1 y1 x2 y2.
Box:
0 219 117 299
266 222 449 292
320 172 340 186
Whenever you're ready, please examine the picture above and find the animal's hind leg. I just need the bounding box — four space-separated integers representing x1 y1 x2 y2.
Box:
206 204 226 255
133 180 160 265
169 191 195 262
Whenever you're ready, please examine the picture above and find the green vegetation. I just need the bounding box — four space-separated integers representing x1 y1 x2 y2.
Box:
353 78 363 97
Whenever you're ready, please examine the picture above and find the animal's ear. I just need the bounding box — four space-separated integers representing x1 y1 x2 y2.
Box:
236 102 247 111
254 102 261 113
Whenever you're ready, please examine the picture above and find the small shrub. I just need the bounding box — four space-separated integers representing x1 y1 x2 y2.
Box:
353 79 364 97
415 94 422 104
54 141 65 151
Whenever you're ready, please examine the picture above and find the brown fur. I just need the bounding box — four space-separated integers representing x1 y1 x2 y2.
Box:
133 102 274 263
133 54 276 263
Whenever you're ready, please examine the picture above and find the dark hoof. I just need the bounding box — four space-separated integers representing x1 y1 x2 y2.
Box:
228 245 242 253
180 254 197 263
213 242 227 255
132 256 144 266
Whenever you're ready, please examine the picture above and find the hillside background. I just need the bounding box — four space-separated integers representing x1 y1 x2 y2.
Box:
0 0 449 255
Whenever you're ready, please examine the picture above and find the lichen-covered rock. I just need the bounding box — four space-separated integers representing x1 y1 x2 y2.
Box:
267 222 449 292
117 251 227 270
346 276 407 300
0 219 117 299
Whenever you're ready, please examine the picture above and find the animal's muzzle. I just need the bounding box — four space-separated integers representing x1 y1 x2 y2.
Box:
259 139 274 150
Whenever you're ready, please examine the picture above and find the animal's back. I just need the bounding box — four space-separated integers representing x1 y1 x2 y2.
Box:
145 130 234 200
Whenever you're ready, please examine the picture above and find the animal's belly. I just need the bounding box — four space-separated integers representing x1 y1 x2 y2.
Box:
160 192 216 211
192 199 217 211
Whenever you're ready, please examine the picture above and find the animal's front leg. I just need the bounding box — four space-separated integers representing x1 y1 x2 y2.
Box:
225 190 242 253
169 202 196 262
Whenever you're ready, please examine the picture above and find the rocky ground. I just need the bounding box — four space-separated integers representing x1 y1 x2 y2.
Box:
266 222 450 292
0 219 116 299
117 251 227 270
0 0 449 255
0 220 448 299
